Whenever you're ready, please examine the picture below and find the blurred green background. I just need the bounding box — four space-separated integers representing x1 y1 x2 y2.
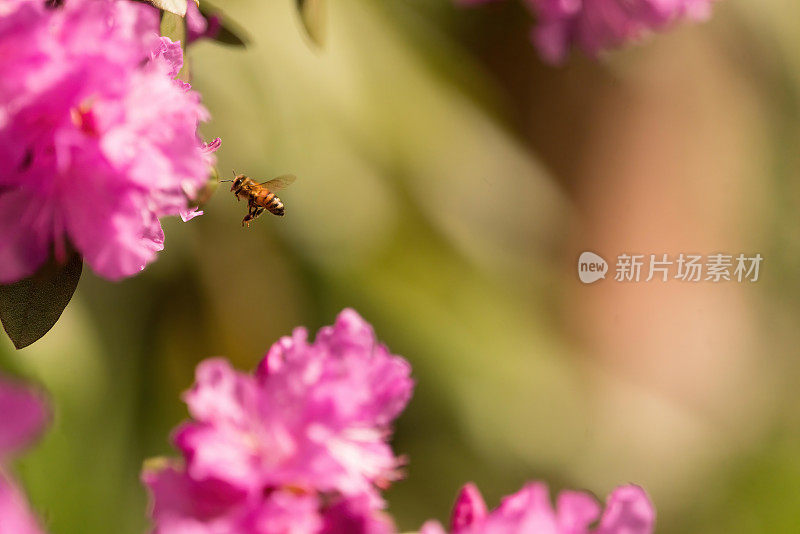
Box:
3 0 800 532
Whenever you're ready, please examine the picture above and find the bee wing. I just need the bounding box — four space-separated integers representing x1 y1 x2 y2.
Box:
261 174 296 192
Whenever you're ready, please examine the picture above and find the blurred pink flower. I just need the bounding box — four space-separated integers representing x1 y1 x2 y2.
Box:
0 0 217 283
457 0 716 63
185 2 221 43
0 376 48 459
0 375 49 534
421 482 655 534
0 476 44 534
143 309 413 533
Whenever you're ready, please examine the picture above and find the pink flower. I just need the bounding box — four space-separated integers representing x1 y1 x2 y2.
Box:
458 0 716 63
0 0 216 283
421 482 655 534
144 463 395 534
0 376 48 459
143 309 413 533
0 375 50 534
530 0 716 63
0 476 44 534
185 2 221 43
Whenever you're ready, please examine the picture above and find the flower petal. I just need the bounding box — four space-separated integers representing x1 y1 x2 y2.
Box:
0 189 51 284
596 485 655 534
556 490 601 533
450 483 488 531
0 474 44 534
0 376 48 458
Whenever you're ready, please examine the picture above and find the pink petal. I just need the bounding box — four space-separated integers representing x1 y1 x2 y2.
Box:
185 2 209 42
596 485 655 534
556 490 601 533
495 482 560 532
450 483 488 531
182 359 256 426
321 495 395 534
173 422 263 494
62 175 165 280
151 36 184 79
180 207 203 222
0 189 51 284
201 138 221 154
0 474 44 534
142 463 246 529
420 521 448 534
247 491 323 534
0 376 48 458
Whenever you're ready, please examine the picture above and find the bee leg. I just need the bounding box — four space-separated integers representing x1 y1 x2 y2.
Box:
242 205 256 227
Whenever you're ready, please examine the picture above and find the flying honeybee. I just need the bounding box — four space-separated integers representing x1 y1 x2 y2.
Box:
221 173 296 227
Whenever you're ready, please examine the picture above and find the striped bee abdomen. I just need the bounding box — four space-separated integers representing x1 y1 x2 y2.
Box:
258 191 285 216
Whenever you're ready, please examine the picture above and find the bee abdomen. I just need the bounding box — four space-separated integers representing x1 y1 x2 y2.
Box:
267 196 285 216
257 191 284 216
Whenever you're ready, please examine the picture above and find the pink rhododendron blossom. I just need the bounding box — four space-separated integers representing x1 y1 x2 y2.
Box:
0 0 217 283
143 309 413 533
143 464 395 534
0 375 49 533
457 0 716 63
421 482 655 534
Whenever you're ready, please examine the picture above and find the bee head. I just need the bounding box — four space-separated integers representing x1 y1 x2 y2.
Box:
232 175 245 191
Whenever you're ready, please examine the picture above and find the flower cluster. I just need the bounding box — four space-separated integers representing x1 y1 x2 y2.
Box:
142 309 414 533
458 0 716 63
0 374 49 534
0 0 217 284
143 309 657 534
421 482 655 534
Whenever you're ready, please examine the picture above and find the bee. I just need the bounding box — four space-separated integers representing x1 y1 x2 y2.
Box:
221 173 296 227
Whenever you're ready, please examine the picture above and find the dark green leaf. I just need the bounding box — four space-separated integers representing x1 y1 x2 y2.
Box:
198 3 249 47
296 0 327 47
0 254 82 350
148 0 187 17
212 22 248 47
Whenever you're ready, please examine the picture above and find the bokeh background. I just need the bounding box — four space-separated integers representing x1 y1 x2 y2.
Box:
2 0 800 532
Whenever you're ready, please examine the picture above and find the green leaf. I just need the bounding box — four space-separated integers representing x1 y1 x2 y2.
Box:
0 253 82 350
296 0 327 47
148 0 187 17
198 3 249 47
212 21 249 47
160 10 186 43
